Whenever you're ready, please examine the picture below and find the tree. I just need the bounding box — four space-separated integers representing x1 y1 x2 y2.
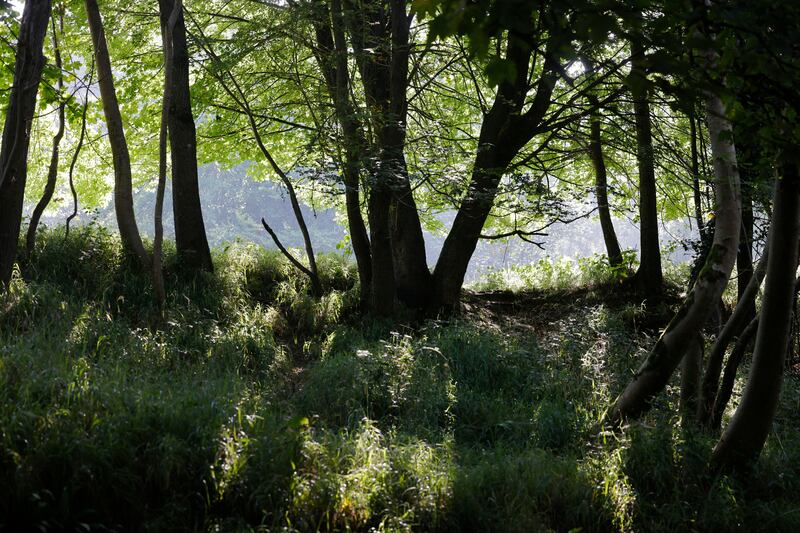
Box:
584 57 623 267
25 7 65 256
158 0 213 273
630 39 663 300
85 0 149 269
0 0 53 288
606 29 742 424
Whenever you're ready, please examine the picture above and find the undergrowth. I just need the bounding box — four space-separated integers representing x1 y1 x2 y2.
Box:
1 226 799 531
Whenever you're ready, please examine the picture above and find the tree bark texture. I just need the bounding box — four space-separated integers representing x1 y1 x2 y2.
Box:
0 0 52 287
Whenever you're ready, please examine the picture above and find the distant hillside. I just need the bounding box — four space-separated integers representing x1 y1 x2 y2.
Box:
33 163 696 282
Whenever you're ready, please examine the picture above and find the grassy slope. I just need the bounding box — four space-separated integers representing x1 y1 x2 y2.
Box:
1 227 799 532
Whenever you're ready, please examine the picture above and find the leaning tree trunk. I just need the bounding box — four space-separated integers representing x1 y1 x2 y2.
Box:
26 12 65 257
85 0 149 270
712 156 800 470
158 0 213 273
0 0 52 288
630 40 663 300
605 66 741 425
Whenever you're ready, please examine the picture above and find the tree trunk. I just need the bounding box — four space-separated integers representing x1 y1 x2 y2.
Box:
153 0 182 311
589 95 623 267
737 168 756 323
0 0 52 288
385 0 430 309
681 334 704 425
368 185 395 315
698 243 768 424
630 40 663 300
345 0 429 310
606 73 741 425
710 314 759 431
85 0 149 270
712 156 800 470
26 12 65 257
310 0 372 308
158 0 213 273
690 108 705 232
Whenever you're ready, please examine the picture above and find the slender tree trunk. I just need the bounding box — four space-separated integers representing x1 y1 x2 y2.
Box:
158 0 213 273
153 0 181 311
0 0 52 288
712 156 800 469
588 93 623 267
630 40 663 300
310 0 372 308
698 244 768 424
26 12 65 257
85 0 149 269
66 69 92 240
606 70 741 425
711 314 759 431
737 169 756 323
690 108 705 232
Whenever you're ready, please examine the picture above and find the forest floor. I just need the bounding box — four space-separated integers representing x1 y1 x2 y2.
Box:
2 226 800 532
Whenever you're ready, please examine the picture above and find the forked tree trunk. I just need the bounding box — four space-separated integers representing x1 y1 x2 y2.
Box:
698 244 768 424
26 12 65 257
710 314 759 430
385 0 430 309
158 0 213 273
712 157 800 470
85 0 149 269
0 0 52 288
630 40 662 300
430 39 559 312
605 65 741 425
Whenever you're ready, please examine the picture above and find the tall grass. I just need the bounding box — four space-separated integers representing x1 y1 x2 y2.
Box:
2 226 799 531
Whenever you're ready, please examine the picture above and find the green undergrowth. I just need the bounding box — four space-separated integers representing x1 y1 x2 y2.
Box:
1 226 799 531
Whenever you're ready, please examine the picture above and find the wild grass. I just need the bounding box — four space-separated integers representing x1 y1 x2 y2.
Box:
2 226 799 531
